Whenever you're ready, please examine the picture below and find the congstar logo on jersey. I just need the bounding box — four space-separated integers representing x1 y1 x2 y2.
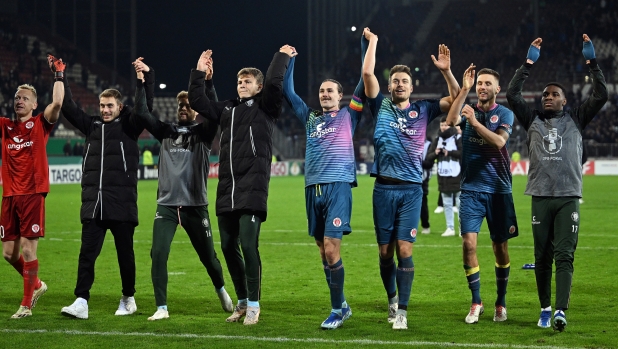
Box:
8 138 34 150
390 117 417 135
468 136 487 146
309 122 336 138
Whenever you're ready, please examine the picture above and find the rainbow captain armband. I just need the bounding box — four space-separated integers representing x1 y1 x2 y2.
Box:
349 95 363 112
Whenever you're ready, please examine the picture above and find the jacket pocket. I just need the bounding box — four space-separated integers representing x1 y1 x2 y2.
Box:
83 143 91 172
249 126 257 157
120 141 127 172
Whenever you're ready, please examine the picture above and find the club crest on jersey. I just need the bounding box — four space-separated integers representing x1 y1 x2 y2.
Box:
25 121 34 129
490 115 499 123
508 225 516 234
409 110 418 118
571 212 579 222
202 218 209 227
410 228 417 238
31 224 40 233
333 217 342 227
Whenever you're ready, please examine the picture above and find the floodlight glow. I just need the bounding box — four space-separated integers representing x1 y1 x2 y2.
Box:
159 83 166 89
351 26 357 32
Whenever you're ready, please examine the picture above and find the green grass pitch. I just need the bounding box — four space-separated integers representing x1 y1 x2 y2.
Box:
0 175 617 348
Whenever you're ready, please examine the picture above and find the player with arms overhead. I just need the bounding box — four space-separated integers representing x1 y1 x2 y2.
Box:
446 64 518 324
506 34 608 331
282 31 369 329
1 56 64 318
362 28 460 330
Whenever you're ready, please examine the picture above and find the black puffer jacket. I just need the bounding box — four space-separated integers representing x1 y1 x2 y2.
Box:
188 52 290 221
61 80 145 224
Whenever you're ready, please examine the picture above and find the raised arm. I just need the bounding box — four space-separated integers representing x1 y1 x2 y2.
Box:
431 44 461 112
362 27 380 98
48 54 93 134
133 57 155 112
188 50 223 123
204 56 219 102
446 64 475 127
44 55 65 123
506 38 541 130
133 82 166 141
281 46 310 123
574 34 609 129
260 47 292 118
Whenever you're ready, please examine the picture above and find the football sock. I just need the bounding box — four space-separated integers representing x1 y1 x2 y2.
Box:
495 263 510 307
396 256 414 310
247 300 259 308
329 259 344 310
379 257 397 299
21 259 39 307
542 306 551 311
238 298 248 306
158 305 168 311
10 254 24 276
322 259 331 287
465 265 482 304
216 286 226 294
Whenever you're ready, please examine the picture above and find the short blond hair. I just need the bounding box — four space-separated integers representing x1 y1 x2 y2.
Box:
176 91 189 101
99 89 123 105
237 67 264 85
17 84 38 100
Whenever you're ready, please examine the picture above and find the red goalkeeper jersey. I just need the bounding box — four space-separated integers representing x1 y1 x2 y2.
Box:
1 113 54 197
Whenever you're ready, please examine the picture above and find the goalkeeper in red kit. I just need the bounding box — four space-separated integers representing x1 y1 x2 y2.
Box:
0 55 65 318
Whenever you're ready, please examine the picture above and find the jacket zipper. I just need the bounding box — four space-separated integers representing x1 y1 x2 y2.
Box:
83 143 91 172
249 126 256 157
120 141 127 172
94 124 105 219
230 107 236 209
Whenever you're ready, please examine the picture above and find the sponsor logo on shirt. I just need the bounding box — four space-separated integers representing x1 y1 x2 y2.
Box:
571 212 579 222
390 117 417 135
25 121 34 129
467 136 487 146
31 224 40 233
333 217 342 227
500 123 512 132
310 122 336 138
8 140 34 150
490 115 499 123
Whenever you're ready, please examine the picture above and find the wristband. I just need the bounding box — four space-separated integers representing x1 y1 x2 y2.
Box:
526 45 540 63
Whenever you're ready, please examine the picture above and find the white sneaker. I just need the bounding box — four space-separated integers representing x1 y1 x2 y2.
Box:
392 313 408 330
10 305 32 319
148 308 169 321
421 228 430 234
243 306 260 325
31 281 48 308
115 296 137 316
226 304 247 322
388 300 398 323
493 306 507 322
441 228 456 237
434 206 444 214
61 298 89 319
465 303 484 324
218 289 234 313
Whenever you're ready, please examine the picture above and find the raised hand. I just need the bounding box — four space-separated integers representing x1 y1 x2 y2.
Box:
462 64 476 90
47 53 66 81
582 34 595 62
279 45 298 57
431 44 451 71
363 27 377 41
461 104 476 125
205 56 214 80
197 50 212 72
526 38 542 64
132 57 150 72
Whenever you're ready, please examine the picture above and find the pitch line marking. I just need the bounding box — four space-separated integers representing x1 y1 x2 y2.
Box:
0 329 585 349
43 237 618 250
